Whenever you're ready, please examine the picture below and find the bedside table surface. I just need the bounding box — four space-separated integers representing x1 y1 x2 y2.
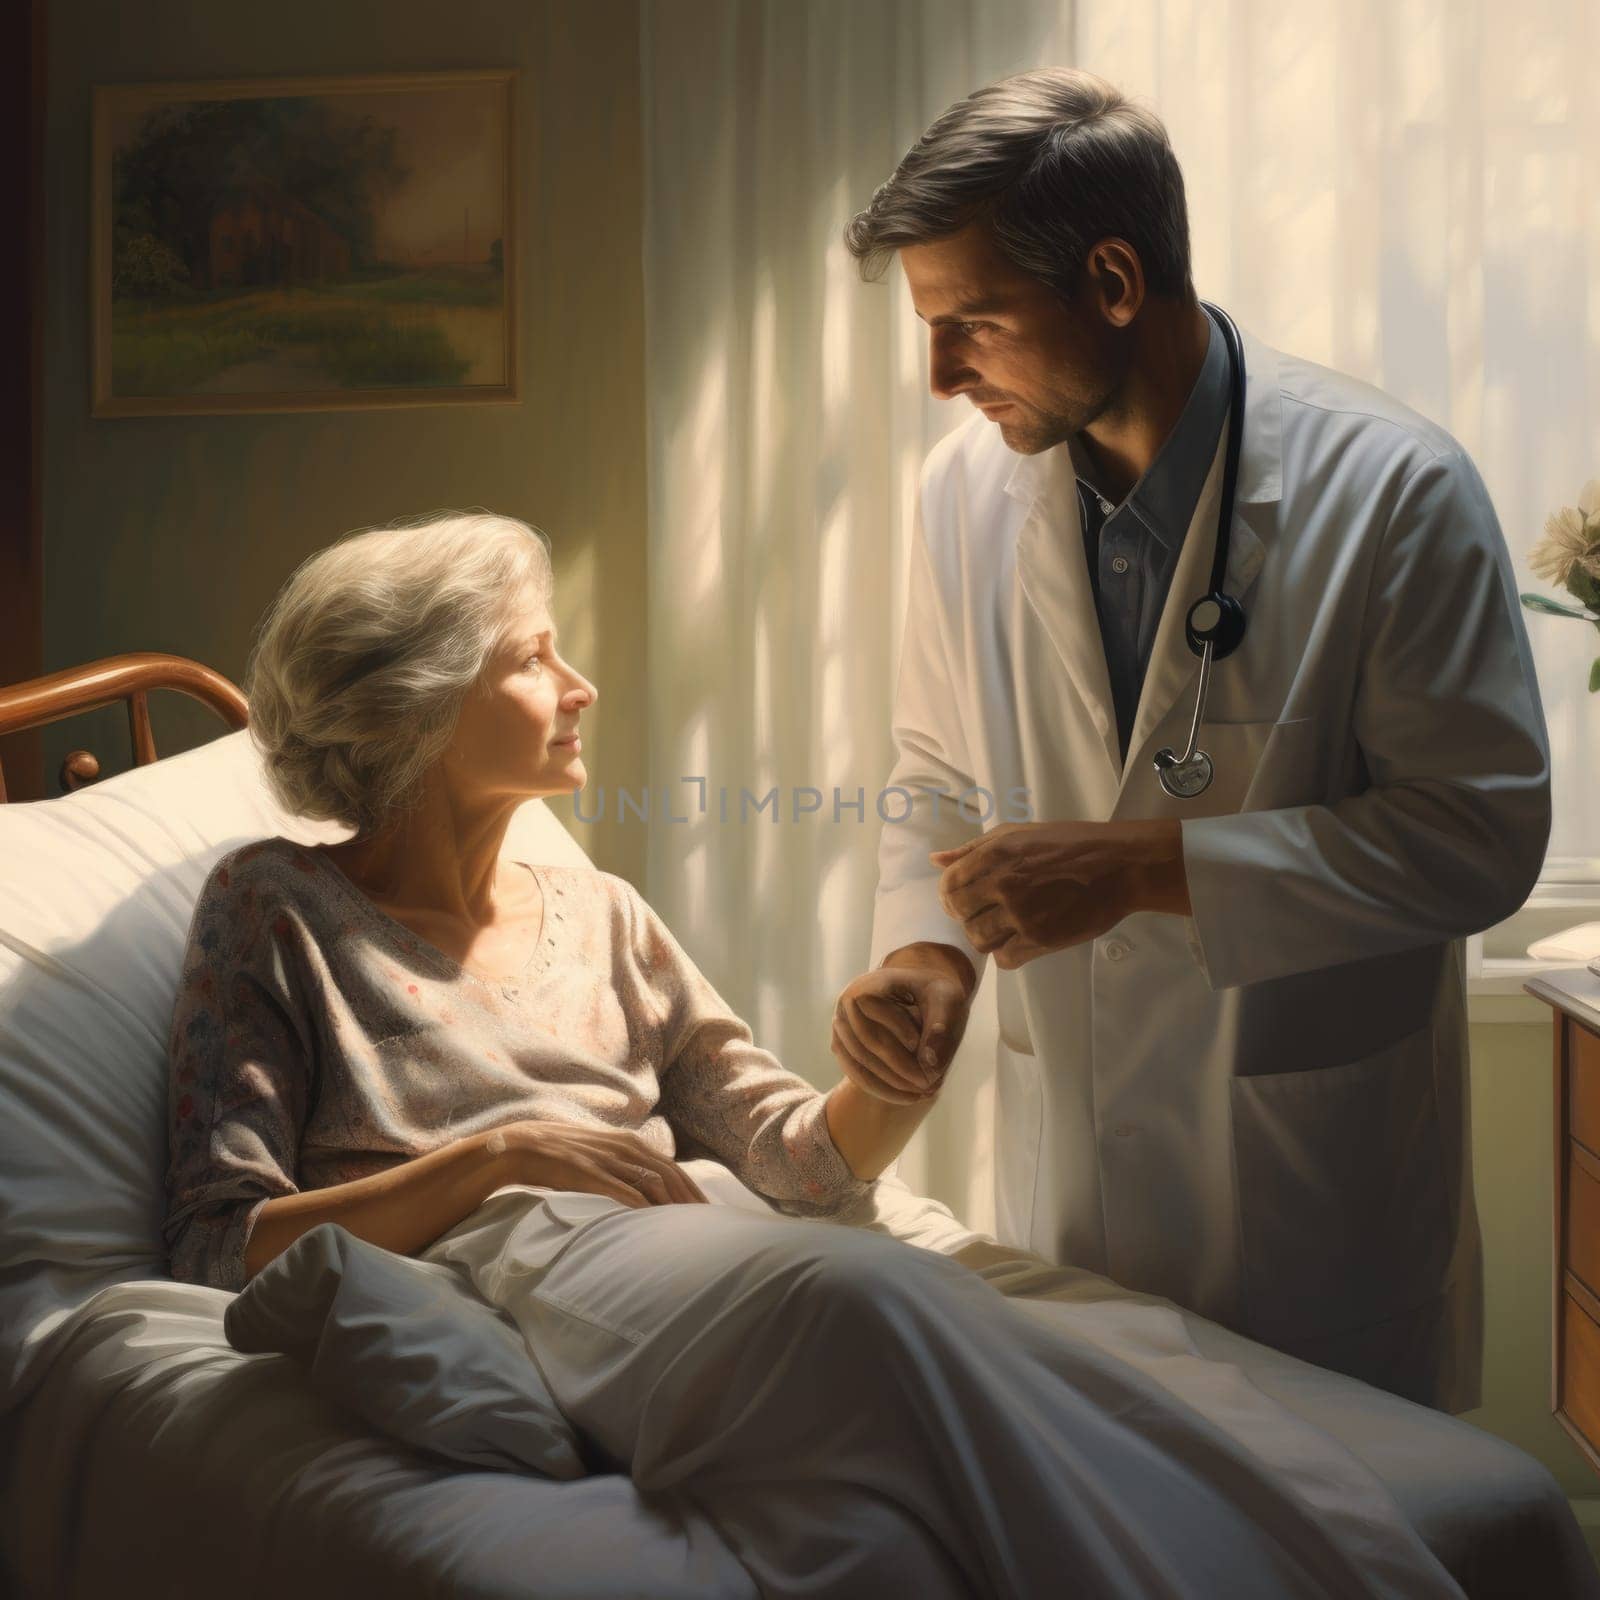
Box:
1526 969 1600 1032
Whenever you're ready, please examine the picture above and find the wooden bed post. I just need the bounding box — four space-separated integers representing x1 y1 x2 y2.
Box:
0 654 249 802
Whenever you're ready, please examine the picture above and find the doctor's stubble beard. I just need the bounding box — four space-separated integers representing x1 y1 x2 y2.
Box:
988 383 1117 458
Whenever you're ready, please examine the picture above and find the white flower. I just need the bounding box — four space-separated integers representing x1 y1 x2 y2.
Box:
1529 480 1600 586
1579 479 1600 578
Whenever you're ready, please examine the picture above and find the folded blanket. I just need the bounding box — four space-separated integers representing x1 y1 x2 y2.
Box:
219 1156 969 1484
224 1220 590 1479
219 1159 811 1479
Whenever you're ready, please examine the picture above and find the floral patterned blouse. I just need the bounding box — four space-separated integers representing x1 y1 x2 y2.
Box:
162 836 875 1291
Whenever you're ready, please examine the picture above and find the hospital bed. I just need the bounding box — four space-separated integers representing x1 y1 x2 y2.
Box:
0 652 1596 1600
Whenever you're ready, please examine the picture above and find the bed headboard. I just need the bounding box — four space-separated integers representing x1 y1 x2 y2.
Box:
0 651 248 802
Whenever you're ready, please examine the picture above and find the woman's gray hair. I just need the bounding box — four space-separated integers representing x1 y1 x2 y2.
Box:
844 67 1194 304
245 509 554 837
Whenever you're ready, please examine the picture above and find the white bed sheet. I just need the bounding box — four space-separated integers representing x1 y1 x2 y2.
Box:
3 1171 1596 1600
970 1242 1600 1600
0 1277 758 1600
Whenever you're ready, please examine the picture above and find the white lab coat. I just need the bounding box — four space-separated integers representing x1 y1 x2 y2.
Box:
868 318 1551 1414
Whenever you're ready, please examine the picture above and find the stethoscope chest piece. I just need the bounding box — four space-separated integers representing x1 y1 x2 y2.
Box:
1154 746 1214 799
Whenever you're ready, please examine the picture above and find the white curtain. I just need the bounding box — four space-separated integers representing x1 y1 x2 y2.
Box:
638 0 1600 1229
640 0 1073 1229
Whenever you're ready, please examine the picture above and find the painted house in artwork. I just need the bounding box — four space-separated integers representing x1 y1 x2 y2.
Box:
205 178 352 289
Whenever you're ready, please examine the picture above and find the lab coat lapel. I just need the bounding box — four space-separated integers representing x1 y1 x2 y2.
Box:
1117 432 1262 776
1118 321 1283 803
1010 445 1122 790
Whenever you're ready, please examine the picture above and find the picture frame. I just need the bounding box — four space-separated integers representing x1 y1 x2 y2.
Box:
90 69 518 417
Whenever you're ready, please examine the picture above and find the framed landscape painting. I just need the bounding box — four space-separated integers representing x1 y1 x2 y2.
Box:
91 69 517 416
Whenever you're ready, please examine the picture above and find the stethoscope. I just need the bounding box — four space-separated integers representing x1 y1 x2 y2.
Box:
1150 300 1248 800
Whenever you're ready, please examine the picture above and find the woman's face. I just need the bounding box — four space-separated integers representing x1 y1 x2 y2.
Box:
448 589 598 804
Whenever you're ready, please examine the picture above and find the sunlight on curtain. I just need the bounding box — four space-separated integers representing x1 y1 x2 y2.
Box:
641 1 1074 1231
1079 0 1600 871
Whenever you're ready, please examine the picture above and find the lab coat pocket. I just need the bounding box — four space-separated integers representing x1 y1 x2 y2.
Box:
1228 1024 1453 1347
1237 715 1324 813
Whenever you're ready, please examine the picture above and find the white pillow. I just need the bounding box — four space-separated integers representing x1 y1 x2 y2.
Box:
0 727 593 1418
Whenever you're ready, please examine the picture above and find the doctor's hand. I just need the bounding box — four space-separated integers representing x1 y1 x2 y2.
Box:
930 818 1190 971
831 966 972 1106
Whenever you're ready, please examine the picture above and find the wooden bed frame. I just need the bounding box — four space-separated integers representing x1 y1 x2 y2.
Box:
0 652 247 803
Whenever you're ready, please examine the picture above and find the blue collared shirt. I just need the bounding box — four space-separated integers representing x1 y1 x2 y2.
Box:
1072 304 1232 764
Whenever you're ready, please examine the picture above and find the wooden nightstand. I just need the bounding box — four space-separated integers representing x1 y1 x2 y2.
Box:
1526 966 1600 1476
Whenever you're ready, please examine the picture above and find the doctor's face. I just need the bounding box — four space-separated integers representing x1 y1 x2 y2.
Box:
900 221 1125 456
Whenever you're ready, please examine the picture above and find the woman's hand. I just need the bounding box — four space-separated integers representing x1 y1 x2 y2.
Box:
494 1121 711 1207
832 967 972 1106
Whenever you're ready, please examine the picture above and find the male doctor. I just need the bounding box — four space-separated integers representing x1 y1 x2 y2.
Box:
829 67 1551 1413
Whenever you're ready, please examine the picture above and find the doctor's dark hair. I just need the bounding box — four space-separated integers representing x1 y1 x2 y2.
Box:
244 509 555 838
844 67 1195 305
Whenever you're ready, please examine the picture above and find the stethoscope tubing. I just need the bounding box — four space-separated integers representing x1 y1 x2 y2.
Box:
1154 301 1246 794
1203 300 1247 604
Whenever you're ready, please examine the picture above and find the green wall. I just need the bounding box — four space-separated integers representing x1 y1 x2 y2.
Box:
41 0 648 887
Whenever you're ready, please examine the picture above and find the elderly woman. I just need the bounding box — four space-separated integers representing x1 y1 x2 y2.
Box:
162 510 946 1295
159 512 1401 1600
